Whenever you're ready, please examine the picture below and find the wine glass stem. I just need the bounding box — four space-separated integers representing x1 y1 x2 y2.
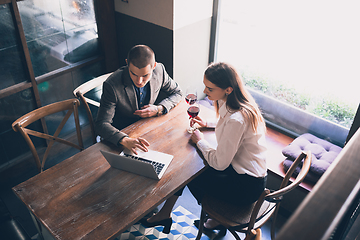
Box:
188 118 195 133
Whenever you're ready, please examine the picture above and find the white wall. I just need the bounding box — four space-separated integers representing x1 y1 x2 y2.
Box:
174 0 213 99
174 0 213 30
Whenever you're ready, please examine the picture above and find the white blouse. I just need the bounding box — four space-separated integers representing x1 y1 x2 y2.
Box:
196 101 267 178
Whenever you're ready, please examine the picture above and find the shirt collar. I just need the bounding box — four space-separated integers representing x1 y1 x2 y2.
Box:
218 100 228 118
133 82 149 91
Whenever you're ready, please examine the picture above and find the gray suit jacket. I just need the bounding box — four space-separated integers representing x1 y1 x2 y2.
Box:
95 63 183 146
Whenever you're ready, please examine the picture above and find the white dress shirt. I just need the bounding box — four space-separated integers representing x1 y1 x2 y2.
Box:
196 100 267 178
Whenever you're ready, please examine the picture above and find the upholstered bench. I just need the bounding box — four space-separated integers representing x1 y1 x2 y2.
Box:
282 133 343 183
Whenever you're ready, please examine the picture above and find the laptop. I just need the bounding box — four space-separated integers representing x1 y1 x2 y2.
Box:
100 149 174 180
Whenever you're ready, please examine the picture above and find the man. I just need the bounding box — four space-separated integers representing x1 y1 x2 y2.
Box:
95 45 183 154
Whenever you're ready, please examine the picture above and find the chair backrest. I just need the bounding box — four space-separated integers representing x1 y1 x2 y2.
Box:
268 150 312 200
73 73 112 144
268 150 311 238
246 151 312 238
12 99 84 173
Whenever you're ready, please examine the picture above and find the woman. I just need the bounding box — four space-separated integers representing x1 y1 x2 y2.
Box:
141 62 267 233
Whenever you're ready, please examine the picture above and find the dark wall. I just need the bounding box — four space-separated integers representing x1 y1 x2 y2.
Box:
115 12 173 77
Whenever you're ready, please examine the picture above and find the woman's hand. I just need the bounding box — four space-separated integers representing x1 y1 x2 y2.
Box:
120 137 150 154
190 116 207 128
190 129 204 143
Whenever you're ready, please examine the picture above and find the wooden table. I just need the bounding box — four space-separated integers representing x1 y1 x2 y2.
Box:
12 100 217 240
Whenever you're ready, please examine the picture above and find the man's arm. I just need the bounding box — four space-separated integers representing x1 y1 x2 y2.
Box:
156 63 183 112
133 63 183 118
94 74 151 153
94 80 128 146
133 104 165 118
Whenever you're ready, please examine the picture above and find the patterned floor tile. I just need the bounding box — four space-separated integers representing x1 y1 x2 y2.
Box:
116 206 212 240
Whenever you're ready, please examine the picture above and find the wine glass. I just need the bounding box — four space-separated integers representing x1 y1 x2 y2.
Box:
185 88 197 105
187 102 200 133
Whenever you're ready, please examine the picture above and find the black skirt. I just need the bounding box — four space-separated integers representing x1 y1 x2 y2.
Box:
180 165 267 206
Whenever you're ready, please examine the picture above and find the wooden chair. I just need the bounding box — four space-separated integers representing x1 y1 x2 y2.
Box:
73 73 112 144
12 99 84 173
195 151 312 240
244 229 262 240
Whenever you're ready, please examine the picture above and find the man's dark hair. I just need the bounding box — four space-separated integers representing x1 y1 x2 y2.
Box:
127 45 156 69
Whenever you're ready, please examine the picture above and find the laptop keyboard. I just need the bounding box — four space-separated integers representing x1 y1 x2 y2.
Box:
124 153 165 175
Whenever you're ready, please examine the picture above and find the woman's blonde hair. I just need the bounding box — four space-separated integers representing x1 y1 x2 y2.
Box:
204 62 266 133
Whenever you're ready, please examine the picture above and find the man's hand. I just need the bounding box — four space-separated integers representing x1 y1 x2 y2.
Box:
134 104 163 118
120 136 150 154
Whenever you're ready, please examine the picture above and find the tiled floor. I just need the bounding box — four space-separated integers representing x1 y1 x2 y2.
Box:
117 206 199 240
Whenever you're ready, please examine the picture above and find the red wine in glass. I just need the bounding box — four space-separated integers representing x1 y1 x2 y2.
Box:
185 93 197 105
187 105 200 118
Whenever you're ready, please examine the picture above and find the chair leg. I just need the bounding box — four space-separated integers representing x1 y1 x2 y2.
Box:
270 205 280 239
255 229 262 240
243 229 261 240
195 208 207 240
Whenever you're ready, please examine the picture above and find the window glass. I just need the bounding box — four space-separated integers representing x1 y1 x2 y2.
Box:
216 0 360 146
38 61 104 135
17 0 99 77
0 4 29 90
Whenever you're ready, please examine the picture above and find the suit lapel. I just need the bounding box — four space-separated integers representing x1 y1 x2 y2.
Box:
123 67 138 110
149 76 157 104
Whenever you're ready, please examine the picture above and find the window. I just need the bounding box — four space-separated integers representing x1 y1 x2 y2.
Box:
0 4 28 89
0 0 104 167
18 0 98 77
216 0 360 146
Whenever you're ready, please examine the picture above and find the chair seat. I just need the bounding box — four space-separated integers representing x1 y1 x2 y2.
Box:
202 195 276 229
